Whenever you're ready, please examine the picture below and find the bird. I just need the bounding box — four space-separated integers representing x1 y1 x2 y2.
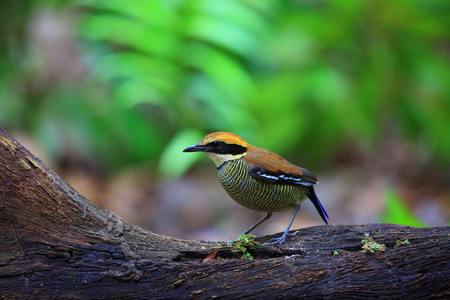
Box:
183 131 329 245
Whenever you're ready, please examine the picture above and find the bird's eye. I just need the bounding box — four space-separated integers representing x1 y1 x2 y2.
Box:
210 141 221 148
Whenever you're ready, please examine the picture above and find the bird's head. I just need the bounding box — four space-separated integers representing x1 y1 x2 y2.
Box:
183 132 249 167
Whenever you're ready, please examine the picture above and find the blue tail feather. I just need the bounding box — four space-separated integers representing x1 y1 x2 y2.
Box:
308 186 329 224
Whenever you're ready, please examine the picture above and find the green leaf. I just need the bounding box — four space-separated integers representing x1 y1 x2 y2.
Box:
158 129 205 178
379 188 427 227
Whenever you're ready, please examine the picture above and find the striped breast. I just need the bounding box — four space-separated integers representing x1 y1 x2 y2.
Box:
217 159 309 212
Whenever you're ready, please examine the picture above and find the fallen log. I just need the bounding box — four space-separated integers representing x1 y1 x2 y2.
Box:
0 128 448 299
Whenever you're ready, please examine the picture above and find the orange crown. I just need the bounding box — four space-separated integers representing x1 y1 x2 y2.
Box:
200 132 249 147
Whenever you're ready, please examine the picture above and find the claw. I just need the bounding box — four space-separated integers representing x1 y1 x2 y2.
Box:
287 231 299 237
263 236 286 245
263 231 299 245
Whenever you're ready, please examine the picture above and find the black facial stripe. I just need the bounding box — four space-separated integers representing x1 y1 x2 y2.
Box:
205 141 247 155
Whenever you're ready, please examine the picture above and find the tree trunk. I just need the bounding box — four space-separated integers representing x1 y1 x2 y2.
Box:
0 128 448 299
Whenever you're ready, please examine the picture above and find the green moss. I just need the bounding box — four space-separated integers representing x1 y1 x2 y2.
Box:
395 239 410 247
361 233 386 254
229 234 259 260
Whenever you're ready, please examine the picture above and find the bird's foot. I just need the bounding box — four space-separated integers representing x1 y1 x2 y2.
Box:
263 231 298 246
263 236 286 245
287 230 299 237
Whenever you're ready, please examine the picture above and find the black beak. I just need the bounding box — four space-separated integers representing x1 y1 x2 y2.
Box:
183 143 207 153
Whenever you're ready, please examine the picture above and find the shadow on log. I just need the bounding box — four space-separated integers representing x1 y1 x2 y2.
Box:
0 128 449 299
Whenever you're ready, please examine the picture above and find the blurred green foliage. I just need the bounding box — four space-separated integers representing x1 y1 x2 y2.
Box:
379 188 427 227
1 0 450 176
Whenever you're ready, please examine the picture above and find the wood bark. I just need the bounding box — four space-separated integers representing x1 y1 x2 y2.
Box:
0 128 448 299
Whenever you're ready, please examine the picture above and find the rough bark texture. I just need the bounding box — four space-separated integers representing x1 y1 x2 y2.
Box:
0 128 449 299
